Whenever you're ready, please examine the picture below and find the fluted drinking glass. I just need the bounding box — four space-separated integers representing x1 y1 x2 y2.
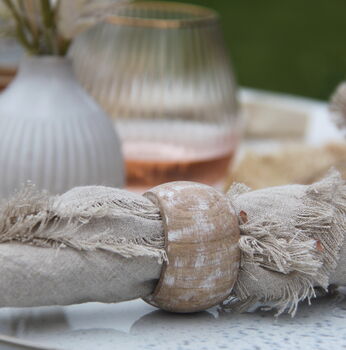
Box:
70 1 241 191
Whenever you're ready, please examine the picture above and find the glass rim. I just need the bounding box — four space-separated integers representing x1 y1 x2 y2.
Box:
104 1 219 29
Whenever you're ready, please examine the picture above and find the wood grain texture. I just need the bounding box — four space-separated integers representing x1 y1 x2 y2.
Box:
143 181 240 313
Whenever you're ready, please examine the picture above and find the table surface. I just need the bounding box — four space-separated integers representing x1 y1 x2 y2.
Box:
0 90 345 350
2 295 346 350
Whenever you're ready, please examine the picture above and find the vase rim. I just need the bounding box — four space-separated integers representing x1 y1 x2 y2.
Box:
15 54 74 81
21 55 70 63
102 1 219 29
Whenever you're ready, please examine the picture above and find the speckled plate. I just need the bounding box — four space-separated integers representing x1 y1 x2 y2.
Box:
1 296 346 350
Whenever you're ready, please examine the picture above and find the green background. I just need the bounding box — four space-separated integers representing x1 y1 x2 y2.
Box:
160 0 346 100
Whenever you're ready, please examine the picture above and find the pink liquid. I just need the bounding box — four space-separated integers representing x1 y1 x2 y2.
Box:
116 120 238 190
126 150 235 187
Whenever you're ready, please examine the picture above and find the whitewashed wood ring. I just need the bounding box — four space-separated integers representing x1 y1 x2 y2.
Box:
143 181 240 313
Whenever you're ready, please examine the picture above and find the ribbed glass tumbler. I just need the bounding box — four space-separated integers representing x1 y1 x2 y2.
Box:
70 1 241 190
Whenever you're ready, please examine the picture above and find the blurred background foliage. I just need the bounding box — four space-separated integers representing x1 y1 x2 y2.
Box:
158 0 346 100
2 0 346 100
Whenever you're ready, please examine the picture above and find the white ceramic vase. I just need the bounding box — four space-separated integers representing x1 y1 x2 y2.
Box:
0 56 124 198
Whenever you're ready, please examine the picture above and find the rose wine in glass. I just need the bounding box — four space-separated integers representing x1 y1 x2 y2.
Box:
117 119 238 191
70 2 241 191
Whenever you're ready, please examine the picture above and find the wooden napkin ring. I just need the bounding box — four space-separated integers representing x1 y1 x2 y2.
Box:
143 181 240 313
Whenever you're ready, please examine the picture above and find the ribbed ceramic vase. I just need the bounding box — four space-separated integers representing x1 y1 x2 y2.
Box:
0 56 124 198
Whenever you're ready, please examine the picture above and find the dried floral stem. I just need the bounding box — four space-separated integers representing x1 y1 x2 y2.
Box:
2 0 37 53
54 0 69 56
40 0 56 54
1 0 70 56
18 1 40 49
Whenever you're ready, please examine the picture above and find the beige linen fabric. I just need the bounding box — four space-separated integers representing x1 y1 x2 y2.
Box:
225 170 346 315
0 185 164 307
1 172 346 315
